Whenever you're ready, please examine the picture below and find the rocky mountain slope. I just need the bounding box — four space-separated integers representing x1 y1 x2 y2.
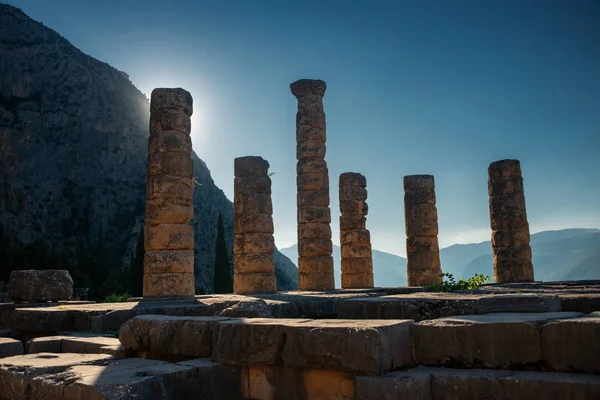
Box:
0 4 297 296
279 229 600 288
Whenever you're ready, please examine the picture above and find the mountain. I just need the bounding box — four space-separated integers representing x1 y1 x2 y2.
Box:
278 244 408 288
0 4 297 297
279 229 600 288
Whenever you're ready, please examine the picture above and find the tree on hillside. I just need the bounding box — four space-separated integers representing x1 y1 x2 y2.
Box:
213 212 233 293
126 229 144 297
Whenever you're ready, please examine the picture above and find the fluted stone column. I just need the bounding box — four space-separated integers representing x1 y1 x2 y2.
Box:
143 88 195 298
291 79 334 291
233 156 277 294
403 175 442 286
339 173 374 288
488 159 534 283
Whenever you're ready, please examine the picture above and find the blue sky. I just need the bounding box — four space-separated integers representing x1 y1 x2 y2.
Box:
7 0 600 255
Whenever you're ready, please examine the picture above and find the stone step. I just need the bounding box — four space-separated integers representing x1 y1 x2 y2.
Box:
27 334 122 356
0 337 23 358
413 311 600 374
355 367 600 399
337 293 563 321
0 353 235 400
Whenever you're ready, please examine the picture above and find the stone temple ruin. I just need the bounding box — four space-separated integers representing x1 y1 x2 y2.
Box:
0 80 599 399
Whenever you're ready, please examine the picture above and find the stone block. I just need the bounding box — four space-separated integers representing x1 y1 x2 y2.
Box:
491 228 530 247
281 319 413 374
339 214 366 230
297 157 327 175
148 130 192 154
234 254 275 274
290 79 327 98
147 152 193 177
297 140 326 159
144 224 194 251
488 175 524 196
0 338 23 358
298 256 334 275
62 336 121 354
339 199 368 215
488 159 522 179
475 294 561 314
234 192 273 215
150 108 191 134
233 233 275 255
339 185 368 201
297 222 332 240
404 189 436 205
297 172 329 191
355 370 432 400
296 110 326 130
213 318 308 365
144 250 194 274
298 238 333 257
146 174 194 201
297 125 327 144
234 273 277 294
404 174 435 192
406 249 441 270
339 172 367 187
143 273 195 298
406 236 439 253
298 206 331 223
8 270 73 303
489 193 528 219
296 93 324 111
494 246 534 282
404 203 438 237
100 345 127 358
341 258 373 274
340 229 371 245
413 312 582 369
177 359 244 400
145 198 193 225
341 273 374 289
217 300 273 318
341 243 372 258
297 189 330 207
234 156 269 177
151 87 193 116
298 272 335 291
234 176 272 195
407 267 443 287
27 336 64 354
541 314 600 374
234 213 274 234
119 315 230 358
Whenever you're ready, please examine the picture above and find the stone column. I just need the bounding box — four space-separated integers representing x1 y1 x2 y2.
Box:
403 175 442 286
488 159 534 283
233 156 277 294
339 173 374 288
143 88 195 298
291 79 334 291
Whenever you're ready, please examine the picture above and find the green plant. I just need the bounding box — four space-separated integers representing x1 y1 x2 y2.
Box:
103 293 130 303
425 272 491 292
213 212 233 294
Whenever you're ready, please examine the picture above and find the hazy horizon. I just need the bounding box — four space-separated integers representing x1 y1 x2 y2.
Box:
5 0 600 256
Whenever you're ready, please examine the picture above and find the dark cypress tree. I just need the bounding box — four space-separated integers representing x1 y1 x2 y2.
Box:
213 212 233 293
127 229 144 297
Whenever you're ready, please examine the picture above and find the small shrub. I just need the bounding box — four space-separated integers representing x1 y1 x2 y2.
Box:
426 272 491 292
104 293 130 303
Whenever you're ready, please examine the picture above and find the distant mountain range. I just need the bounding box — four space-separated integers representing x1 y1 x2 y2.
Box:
279 228 600 287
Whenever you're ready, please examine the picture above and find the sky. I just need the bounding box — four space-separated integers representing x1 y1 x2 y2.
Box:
6 0 600 256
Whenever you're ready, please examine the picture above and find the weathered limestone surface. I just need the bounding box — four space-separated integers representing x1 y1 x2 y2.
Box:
412 312 582 369
0 337 23 358
339 173 373 289
144 88 195 298
291 79 334 290
233 157 277 294
488 159 534 283
8 270 73 302
403 175 442 286
356 367 600 400
27 335 120 355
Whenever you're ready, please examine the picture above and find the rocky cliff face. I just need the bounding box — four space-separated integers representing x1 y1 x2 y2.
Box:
0 4 298 295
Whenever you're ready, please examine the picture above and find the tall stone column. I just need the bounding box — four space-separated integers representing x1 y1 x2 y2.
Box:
233 156 277 294
291 79 334 291
143 88 195 298
339 173 374 288
488 159 534 283
403 175 442 286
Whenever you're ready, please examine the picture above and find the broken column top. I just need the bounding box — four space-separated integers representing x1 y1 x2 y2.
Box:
339 172 367 187
150 88 193 116
488 159 522 178
290 79 327 98
403 175 435 192
234 156 270 177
